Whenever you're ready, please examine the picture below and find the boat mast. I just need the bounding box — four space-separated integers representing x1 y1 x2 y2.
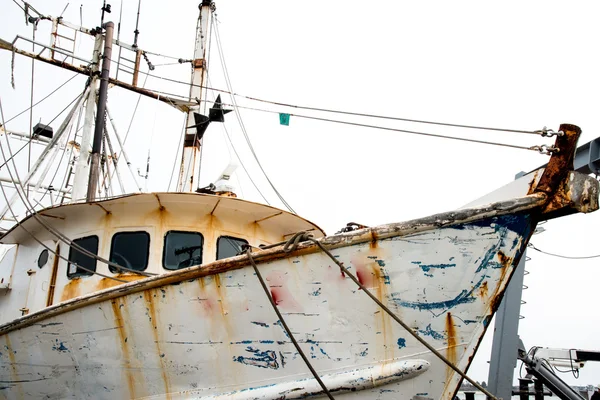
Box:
71 34 103 201
178 1 214 192
86 22 114 201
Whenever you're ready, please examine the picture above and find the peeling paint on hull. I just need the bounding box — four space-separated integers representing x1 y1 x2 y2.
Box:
0 214 532 399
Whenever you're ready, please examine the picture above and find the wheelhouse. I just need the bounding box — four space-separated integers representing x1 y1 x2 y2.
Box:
0 192 324 325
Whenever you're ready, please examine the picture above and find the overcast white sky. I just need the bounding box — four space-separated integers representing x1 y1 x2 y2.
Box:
1 0 599 389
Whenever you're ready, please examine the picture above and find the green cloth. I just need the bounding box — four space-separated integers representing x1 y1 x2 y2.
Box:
279 113 290 126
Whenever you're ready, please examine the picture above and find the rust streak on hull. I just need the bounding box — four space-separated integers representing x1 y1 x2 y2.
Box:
445 312 457 383
111 299 136 399
143 290 171 399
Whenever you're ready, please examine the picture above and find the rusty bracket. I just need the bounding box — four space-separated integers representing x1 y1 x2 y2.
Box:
193 58 206 69
535 124 600 219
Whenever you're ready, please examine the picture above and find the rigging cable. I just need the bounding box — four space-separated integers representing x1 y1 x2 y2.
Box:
301 234 498 400
0 180 127 283
216 102 557 154
245 247 334 399
3 73 80 125
213 20 296 213
0 94 156 277
527 243 600 259
0 88 85 170
112 65 554 138
35 98 82 206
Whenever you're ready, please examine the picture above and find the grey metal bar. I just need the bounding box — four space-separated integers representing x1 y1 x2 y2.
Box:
487 194 528 400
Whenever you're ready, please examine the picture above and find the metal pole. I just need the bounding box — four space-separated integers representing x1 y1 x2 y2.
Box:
72 34 102 201
487 171 530 400
87 22 114 202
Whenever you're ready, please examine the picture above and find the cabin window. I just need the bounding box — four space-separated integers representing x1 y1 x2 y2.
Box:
67 235 99 278
163 231 203 270
217 236 248 260
37 249 49 268
109 231 150 273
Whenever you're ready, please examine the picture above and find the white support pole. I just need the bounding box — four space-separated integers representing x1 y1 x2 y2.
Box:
71 34 103 202
105 106 142 192
0 86 89 219
177 1 213 192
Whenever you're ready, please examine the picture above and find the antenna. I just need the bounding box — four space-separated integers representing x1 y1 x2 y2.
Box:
133 0 141 48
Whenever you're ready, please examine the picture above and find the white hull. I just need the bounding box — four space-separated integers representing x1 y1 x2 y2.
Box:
0 210 533 399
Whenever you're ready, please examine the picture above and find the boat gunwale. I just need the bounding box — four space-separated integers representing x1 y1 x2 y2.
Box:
0 192 548 336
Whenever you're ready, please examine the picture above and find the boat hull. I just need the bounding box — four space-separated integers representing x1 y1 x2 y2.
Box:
0 213 533 399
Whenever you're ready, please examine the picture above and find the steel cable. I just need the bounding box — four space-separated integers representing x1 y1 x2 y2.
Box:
304 235 498 400
0 94 155 277
245 247 335 399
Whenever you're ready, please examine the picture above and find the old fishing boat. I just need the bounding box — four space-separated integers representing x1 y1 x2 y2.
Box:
0 1 598 399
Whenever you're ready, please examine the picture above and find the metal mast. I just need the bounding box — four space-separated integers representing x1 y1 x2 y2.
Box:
86 22 114 201
178 0 214 192
71 34 103 201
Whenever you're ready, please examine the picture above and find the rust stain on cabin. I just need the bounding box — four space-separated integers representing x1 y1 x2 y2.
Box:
61 279 82 302
96 274 144 291
111 299 136 399
445 312 457 383
143 290 171 398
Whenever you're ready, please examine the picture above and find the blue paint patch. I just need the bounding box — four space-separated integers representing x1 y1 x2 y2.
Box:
250 321 269 328
233 347 279 369
52 340 69 353
418 324 444 340
376 260 386 267
382 273 391 285
463 319 478 325
392 288 475 311
358 348 368 357
424 273 433 278
310 288 322 297
397 338 406 348
231 340 275 345
418 263 456 272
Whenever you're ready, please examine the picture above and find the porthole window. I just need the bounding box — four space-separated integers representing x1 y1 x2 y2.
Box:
37 249 49 269
216 236 248 260
109 231 150 273
67 236 99 278
163 231 203 270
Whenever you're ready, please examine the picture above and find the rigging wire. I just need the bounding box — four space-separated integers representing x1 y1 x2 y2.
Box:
0 90 85 170
213 20 296 213
3 73 80 125
528 243 600 260
215 102 552 153
0 94 155 277
166 116 187 192
109 60 549 137
0 181 127 283
35 99 81 205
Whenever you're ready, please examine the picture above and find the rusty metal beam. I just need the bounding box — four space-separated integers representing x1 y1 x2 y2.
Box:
0 39 193 113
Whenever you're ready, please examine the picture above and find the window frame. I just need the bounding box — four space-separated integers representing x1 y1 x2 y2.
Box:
162 230 204 271
67 235 99 279
216 235 249 261
109 230 151 273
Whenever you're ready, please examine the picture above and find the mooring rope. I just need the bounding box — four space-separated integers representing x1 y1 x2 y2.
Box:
245 247 335 399
306 235 498 399
261 232 498 399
